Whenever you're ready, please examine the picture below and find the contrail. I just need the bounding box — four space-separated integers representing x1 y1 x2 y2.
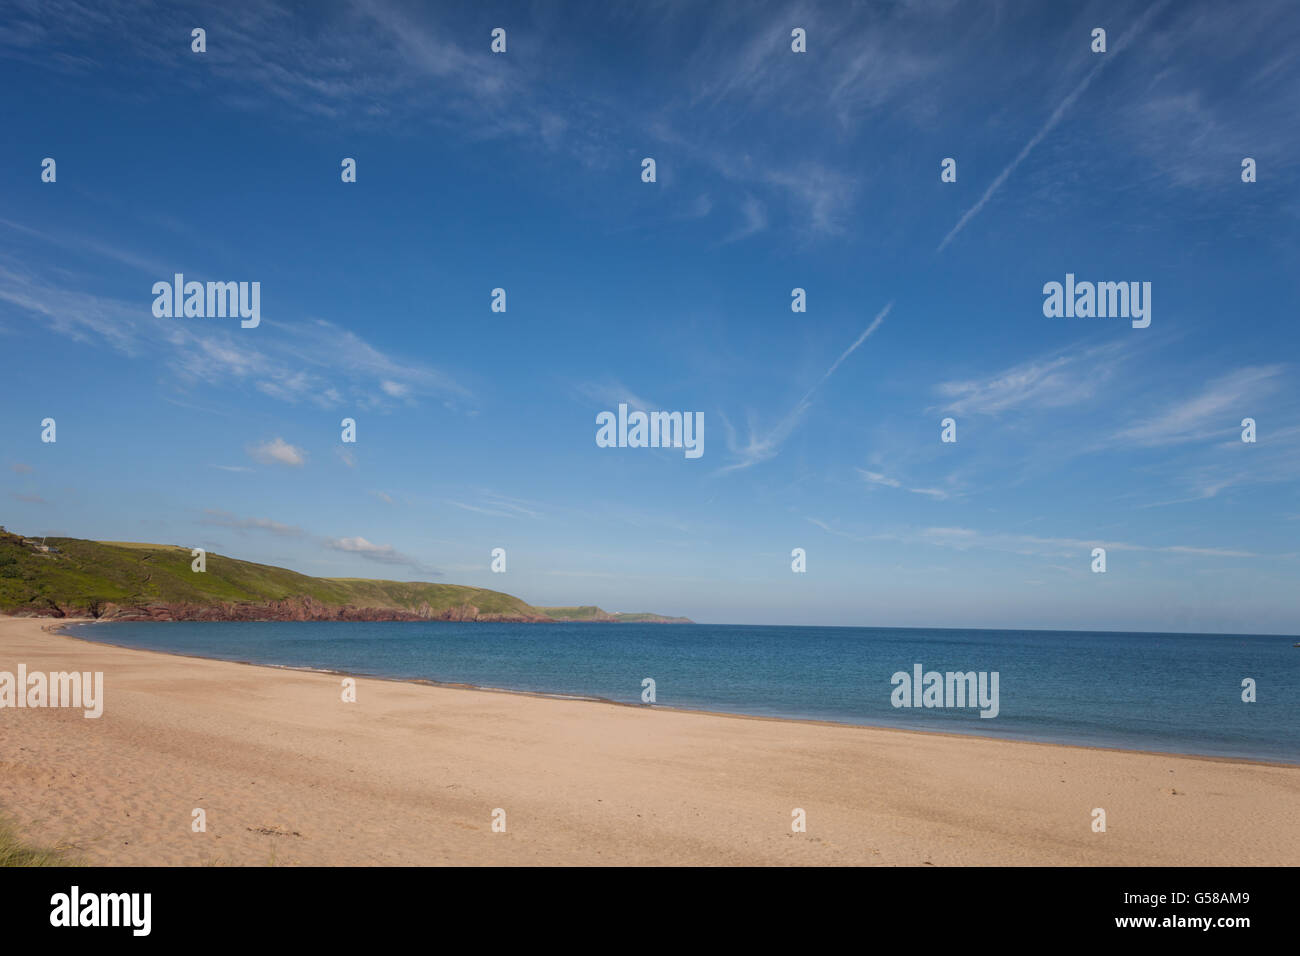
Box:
937 1 1169 253
720 301 893 472
804 301 893 398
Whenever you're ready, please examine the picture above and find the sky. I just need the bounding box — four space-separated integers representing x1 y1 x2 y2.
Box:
1 0 1298 633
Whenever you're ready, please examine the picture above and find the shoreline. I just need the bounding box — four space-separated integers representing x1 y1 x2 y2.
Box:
54 619 1298 769
3 615 1297 865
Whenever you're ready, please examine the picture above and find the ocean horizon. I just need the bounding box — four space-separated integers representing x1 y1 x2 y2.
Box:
65 620 1300 764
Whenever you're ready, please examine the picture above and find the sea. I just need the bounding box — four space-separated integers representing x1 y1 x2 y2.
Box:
65 621 1300 763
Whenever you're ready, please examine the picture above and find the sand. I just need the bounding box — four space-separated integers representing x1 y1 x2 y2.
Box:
1 616 1296 866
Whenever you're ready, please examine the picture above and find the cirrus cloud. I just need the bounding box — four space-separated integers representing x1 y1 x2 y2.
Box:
325 535 433 574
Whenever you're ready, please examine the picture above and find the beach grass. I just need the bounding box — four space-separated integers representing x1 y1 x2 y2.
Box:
0 819 75 866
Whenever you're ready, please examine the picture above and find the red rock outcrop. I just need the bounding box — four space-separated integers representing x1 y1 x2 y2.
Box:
9 596 551 623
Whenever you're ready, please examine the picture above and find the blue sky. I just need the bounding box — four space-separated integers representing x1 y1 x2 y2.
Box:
2 0 1298 632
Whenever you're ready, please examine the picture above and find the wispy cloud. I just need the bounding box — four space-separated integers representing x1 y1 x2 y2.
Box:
1130 423 1300 508
937 1 1170 252
446 493 544 520
0 217 172 277
805 517 875 542
722 302 893 472
324 535 432 573
201 509 304 537
858 469 951 500
577 380 658 412
1114 366 1282 446
0 265 471 410
755 163 856 236
199 508 437 575
1116 1 1300 189
807 518 1265 561
247 438 307 467
935 343 1127 417
917 525 1259 559
722 195 768 243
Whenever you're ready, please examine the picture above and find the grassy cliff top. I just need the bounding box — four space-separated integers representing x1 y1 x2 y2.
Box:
0 530 537 617
0 529 689 622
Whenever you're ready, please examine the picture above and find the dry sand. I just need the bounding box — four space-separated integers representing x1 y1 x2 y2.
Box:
1 616 1296 866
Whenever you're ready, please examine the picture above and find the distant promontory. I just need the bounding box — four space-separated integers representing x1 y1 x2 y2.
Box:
0 528 691 624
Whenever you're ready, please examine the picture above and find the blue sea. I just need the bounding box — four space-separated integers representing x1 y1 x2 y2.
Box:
67 621 1300 763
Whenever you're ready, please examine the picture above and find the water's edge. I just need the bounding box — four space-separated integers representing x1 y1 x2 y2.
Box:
54 620 1300 767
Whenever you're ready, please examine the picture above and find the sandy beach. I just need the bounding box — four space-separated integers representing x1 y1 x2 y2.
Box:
1 615 1296 866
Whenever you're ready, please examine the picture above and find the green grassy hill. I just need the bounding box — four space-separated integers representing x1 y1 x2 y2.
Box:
0 529 543 621
0 528 689 623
